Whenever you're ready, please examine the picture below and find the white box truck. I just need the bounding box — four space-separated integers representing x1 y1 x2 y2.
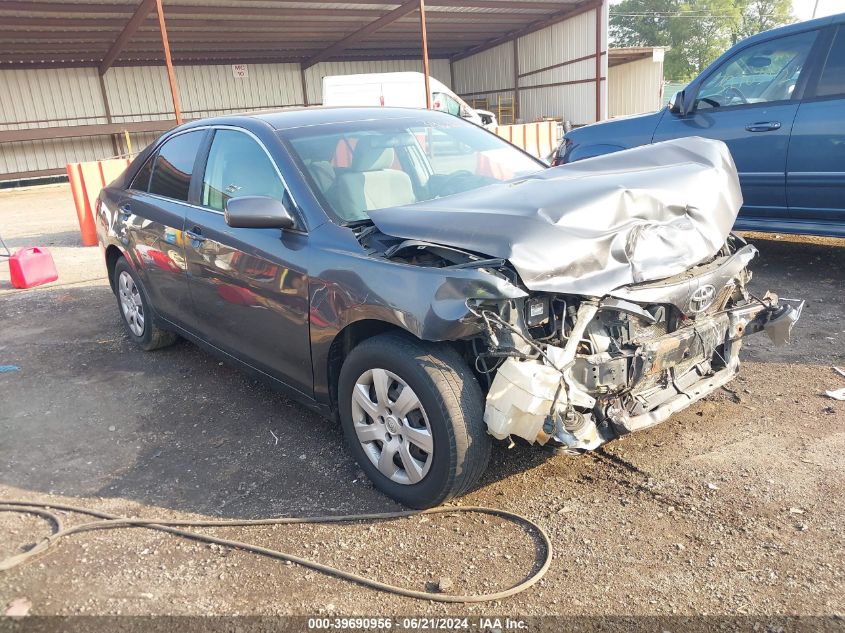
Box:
322 71 498 128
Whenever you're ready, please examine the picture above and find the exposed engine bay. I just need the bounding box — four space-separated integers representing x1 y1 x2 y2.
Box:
360 227 802 452
355 137 804 452
467 237 802 451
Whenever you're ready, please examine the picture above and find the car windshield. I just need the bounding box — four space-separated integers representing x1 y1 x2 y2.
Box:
279 115 544 223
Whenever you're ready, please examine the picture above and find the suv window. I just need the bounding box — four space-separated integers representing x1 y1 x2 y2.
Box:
695 30 817 110
816 28 845 97
201 129 289 212
148 130 205 201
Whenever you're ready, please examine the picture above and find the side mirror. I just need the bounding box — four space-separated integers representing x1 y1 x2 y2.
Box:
669 90 685 115
224 195 296 229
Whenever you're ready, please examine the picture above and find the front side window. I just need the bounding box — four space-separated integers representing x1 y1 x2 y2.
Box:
148 130 205 201
816 27 845 97
283 115 543 223
201 129 289 212
695 31 817 110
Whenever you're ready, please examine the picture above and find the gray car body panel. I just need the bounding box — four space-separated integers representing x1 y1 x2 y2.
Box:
370 136 743 297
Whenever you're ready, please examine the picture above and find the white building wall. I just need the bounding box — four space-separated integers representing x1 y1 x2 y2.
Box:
608 54 665 118
452 2 609 126
303 58 451 105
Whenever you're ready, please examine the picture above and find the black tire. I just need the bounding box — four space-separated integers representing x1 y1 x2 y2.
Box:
338 333 491 508
113 257 178 351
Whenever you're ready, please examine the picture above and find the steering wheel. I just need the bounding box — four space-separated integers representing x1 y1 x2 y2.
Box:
723 86 747 105
435 170 476 197
699 97 721 108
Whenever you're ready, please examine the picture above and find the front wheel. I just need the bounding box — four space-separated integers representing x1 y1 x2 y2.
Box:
338 333 491 508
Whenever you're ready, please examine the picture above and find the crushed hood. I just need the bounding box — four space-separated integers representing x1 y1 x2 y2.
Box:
369 136 743 296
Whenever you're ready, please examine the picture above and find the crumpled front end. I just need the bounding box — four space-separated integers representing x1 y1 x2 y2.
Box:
362 136 802 451
473 237 803 452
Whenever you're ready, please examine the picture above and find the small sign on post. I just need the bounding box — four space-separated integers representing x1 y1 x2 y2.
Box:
232 64 249 78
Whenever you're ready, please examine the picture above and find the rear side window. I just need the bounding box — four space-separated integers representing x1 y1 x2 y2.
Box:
149 130 205 201
816 28 845 97
201 129 289 212
130 156 153 191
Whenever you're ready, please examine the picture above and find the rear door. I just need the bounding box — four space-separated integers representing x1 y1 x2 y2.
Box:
652 29 819 225
182 128 312 397
120 129 206 326
787 25 845 232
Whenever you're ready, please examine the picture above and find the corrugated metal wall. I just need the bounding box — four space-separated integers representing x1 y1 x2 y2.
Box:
518 6 607 124
103 62 305 122
1 3 609 179
0 58 450 179
608 55 665 117
0 67 113 176
452 3 608 126
452 42 513 108
303 58 451 105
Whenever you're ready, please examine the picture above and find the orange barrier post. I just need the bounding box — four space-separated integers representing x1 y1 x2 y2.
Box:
66 162 98 247
67 158 131 247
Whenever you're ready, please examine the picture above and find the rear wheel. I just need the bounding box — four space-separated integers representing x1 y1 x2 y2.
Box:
338 333 491 508
113 257 177 351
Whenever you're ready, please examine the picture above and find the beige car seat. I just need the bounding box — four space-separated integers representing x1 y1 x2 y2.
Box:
329 138 416 219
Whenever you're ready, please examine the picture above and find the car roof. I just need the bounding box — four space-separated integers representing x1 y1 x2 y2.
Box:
179 106 451 133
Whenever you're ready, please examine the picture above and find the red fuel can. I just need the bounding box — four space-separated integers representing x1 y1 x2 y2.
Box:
9 247 58 289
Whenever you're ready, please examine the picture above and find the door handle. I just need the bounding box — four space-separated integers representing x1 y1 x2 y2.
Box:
186 226 206 243
745 121 781 132
118 203 131 217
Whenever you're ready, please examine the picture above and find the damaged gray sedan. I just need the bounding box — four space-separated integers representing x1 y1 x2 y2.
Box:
98 108 802 509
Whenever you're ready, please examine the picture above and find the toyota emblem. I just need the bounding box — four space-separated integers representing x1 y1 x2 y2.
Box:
689 284 717 313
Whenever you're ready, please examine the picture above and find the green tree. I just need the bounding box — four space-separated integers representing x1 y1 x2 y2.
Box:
732 0 794 42
610 0 795 81
675 0 740 79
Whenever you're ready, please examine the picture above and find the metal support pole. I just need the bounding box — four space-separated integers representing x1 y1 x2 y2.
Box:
155 0 183 125
419 0 432 109
594 0 602 122
512 39 520 122
300 63 309 106
97 72 120 156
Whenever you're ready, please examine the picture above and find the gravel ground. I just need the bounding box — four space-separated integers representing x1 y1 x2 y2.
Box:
0 184 843 620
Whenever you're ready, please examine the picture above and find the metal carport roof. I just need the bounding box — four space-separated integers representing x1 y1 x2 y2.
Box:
0 0 595 70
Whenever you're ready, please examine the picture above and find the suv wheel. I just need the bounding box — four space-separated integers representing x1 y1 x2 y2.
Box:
338 333 491 508
113 257 178 351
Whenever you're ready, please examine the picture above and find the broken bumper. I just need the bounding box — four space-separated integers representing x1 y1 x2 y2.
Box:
483 295 804 451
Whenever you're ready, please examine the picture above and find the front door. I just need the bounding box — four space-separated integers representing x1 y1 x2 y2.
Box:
653 29 819 227
787 25 845 232
183 128 312 397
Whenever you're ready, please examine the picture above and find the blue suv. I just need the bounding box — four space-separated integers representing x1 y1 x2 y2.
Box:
556 13 845 238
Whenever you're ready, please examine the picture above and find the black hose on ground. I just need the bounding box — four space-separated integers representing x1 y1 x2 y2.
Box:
0 500 552 604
